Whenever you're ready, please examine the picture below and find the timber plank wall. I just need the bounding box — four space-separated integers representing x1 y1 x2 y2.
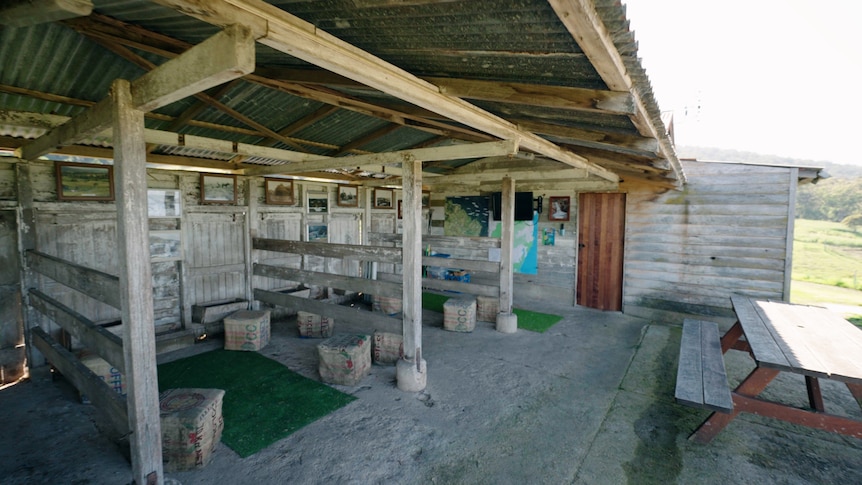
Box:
623 160 795 323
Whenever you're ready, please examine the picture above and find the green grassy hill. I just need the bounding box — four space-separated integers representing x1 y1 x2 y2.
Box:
791 219 862 324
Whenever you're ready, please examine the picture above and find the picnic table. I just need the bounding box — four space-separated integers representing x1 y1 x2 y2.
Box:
679 296 862 443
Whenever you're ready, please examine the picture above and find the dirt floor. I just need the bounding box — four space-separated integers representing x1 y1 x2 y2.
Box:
2 298 861 484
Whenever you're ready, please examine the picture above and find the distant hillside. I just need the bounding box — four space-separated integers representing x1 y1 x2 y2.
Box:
677 145 862 178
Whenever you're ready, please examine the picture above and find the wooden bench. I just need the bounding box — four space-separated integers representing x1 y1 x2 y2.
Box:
675 319 734 413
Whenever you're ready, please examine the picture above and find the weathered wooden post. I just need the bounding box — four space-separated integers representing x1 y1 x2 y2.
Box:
396 155 426 391
496 176 518 333
112 78 164 484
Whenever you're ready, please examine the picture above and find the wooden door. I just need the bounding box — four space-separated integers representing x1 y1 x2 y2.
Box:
577 193 625 311
0 210 25 384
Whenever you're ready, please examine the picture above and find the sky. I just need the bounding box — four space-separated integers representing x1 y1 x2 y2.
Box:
622 0 862 166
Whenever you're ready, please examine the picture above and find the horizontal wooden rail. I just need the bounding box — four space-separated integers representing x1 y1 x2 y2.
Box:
421 278 499 297
254 288 402 335
26 250 121 309
253 238 402 263
29 289 125 373
31 326 129 437
254 264 402 298
369 233 502 249
422 256 500 274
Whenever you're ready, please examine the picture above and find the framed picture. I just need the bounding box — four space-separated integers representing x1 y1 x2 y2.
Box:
307 224 328 242
200 173 236 204
548 196 570 222
55 162 114 201
264 178 294 205
422 191 431 208
397 200 403 219
373 188 393 209
337 185 359 207
149 231 182 261
147 189 181 218
307 192 329 213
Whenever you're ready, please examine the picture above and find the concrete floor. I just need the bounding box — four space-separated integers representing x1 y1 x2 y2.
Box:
1 299 860 484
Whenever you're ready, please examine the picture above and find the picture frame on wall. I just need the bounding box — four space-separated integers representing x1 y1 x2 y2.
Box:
307 192 329 213
337 185 359 207
200 173 237 204
55 162 115 201
307 224 328 242
548 196 570 222
264 178 294 205
149 231 182 261
373 188 393 209
147 189 181 218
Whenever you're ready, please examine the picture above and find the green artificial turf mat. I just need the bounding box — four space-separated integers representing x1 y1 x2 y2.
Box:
158 349 355 458
512 307 563 333
421 292 563 333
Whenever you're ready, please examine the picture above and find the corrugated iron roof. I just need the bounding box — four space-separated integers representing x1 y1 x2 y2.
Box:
0 0 683 186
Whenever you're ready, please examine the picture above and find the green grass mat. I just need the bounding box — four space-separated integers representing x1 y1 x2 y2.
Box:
421 292 563 333
158 349 355 458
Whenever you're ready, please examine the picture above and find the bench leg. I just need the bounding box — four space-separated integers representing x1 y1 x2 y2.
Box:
690 366 779 443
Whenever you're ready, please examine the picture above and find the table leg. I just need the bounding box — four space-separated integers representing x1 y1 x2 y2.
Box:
690 366 779 443
848 383 862 410
720 321 745 354
805 376 825 412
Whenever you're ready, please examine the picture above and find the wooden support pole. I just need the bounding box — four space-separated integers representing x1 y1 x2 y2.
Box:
111 79 163 485
496 176 518 333
397 155 426 391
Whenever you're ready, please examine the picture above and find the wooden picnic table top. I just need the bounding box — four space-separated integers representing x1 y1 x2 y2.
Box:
730 296 862 385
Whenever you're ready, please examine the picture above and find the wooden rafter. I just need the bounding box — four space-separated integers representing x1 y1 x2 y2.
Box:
14 24 256 161
256 66 635 116
63 14 496 145
151 0 619 183
0 0 92 27
242 140 518 176
331 124 401 157
547 0 684 184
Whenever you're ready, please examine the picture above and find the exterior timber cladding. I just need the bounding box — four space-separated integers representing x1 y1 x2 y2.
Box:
623 160 798 323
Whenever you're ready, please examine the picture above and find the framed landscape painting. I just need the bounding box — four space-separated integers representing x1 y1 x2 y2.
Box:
373 188 393 209
307 192 329 213
337 185 359 207
56 162 114 201
265 178 294 205
200 173 237 204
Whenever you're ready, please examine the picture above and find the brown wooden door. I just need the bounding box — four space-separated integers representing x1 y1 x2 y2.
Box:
577 193 625 311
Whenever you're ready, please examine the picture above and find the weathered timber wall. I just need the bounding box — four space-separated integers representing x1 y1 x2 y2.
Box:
623 161 795 323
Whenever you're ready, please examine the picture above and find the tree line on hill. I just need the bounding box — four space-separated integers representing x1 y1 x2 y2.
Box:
677 146 862 223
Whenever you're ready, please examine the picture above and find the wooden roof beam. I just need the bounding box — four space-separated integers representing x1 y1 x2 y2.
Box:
256 66 635 116
548 0 684 184
242 140 518 176
0 0 92 27
15 24 255 161
152 0 618 183
66 14 497 146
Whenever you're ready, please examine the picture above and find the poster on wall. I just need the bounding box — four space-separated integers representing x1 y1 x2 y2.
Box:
444 196 489 237
489 212 539 275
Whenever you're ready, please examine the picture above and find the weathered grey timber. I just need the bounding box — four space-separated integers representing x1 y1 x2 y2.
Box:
29 289 124 372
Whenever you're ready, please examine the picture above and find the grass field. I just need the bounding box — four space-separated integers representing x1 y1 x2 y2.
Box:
791 219 862 325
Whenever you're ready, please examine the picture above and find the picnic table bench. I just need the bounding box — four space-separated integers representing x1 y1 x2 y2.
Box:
676 295 862 443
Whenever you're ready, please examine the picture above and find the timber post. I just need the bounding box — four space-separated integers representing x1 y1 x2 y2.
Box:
396 155 427 391
496 176 518 333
